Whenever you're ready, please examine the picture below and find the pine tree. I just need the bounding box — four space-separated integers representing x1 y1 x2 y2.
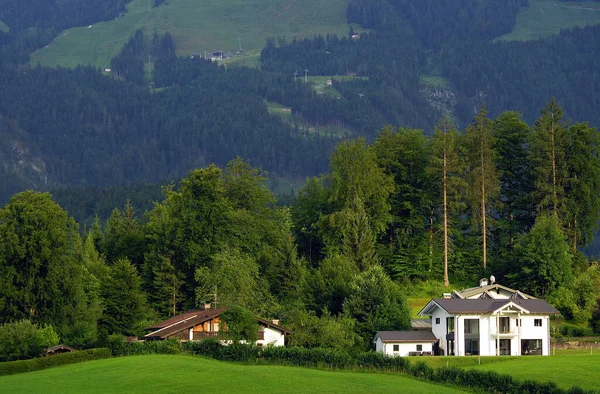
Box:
428 117 466 286
464 104 499 271
529 98 568 216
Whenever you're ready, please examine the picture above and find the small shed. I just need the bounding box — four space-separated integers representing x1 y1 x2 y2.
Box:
374 331 437 356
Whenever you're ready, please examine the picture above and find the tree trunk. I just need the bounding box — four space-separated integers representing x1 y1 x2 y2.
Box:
551 116 558 214
481 132 487 271
443 150 449 287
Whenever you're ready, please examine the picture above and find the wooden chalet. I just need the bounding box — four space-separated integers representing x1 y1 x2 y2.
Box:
144 307 291 346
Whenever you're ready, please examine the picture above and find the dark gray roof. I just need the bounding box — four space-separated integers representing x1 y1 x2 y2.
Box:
411 319 432 329
375 330 437 343
423 298 559 315
458 284 536 299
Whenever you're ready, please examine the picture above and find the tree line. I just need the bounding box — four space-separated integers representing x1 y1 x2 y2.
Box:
2 100 599 359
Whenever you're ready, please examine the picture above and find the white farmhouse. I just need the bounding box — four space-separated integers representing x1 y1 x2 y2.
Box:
375 283 559 357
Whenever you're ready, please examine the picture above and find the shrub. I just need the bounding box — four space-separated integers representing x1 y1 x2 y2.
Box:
0 320 59 362
0 348 111 376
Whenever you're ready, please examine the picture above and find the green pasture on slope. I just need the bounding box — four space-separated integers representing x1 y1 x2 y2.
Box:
470 350 600 391
408 297 431 318
498 0 600 41
31 0 351 69
0 354 468 394
409 349 600 392
0 20 9 33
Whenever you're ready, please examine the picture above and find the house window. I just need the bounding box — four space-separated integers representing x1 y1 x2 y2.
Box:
534 319 542 327
435 318 440 324
393 345 399 352
416 345 422 351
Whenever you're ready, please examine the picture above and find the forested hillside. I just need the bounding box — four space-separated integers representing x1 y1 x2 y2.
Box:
2 102 600 356
2 0 600 204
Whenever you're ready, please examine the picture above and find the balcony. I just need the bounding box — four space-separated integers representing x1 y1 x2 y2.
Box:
192 331 265 341
494 327 521 336
192 331 218 340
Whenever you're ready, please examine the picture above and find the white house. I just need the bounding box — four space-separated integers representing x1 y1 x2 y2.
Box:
375 283 559 357
418 287 559 356
374 331 437 357
144 307 291 347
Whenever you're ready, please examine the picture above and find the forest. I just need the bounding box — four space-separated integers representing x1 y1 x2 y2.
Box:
2 0 600 207
2 100 600 360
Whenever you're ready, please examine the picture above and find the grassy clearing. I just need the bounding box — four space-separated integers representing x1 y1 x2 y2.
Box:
408 297 431 318
32 0 351 68
222 52 262 69
0 20 9 33
498 0 600 41
266 100 293 120
420 75 452 89
304 75 368 98
0 355 468 394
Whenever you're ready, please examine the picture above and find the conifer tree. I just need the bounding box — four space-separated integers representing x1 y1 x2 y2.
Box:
428 117 466 286
464 104 499 271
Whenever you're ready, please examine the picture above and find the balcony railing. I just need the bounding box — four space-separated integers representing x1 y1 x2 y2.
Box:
192 331 266 340
495 327 521 336
192 331 218 340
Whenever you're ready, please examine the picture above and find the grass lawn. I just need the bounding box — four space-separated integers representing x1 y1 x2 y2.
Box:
470 349 600 391
0 355 468 394
409 349 600 392
497 0 600 41
31 0 351 68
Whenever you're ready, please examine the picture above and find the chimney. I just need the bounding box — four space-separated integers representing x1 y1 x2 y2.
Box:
202 302 211 310
271 319 280 325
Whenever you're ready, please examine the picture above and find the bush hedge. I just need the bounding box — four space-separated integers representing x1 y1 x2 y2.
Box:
0 348 111 376
108 336 182 357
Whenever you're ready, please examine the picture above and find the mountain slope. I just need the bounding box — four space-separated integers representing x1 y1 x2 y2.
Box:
32 0 352 68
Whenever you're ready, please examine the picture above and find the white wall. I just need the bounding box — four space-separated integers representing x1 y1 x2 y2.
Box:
256 327 285 347
375 339 433 357
431 308 451 355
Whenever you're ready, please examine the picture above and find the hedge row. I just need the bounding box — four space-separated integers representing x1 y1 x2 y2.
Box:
183 340 595 394
108 336 182 357
0 348 111 376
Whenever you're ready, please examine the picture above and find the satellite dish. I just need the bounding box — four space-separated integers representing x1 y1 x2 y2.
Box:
490 275 496 284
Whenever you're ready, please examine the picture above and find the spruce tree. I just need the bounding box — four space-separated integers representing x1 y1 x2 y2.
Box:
464 104 499 271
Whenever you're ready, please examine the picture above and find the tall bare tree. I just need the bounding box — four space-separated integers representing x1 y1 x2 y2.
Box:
465 104 499 271
428 117 465 286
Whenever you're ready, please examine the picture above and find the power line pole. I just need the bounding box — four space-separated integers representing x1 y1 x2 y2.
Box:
293 71 298 81
304 69 309 83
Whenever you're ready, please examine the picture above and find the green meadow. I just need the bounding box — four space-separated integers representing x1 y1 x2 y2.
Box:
498 0 600 41
0 20 9 33
410 349 600 392
470 349 600 391
32 0 351 68
0 355 468 394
